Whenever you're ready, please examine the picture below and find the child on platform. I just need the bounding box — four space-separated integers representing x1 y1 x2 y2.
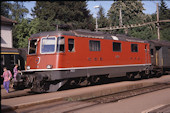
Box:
1 67 12 93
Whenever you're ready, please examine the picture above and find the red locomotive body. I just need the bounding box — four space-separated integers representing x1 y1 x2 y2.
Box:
26 31 150 70
17 30 152 92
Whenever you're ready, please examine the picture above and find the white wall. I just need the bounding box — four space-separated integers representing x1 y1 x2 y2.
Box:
1 25 13 48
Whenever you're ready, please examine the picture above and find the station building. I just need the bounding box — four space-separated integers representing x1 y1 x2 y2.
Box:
0 15 21 80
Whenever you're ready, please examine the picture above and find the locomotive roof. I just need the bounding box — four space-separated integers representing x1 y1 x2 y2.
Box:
149 40 170 47
30 29 148 43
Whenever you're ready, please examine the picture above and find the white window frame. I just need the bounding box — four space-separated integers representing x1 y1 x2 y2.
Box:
56 37 65 53
40 36 57 54
28 39 38 55
68 38 75 52
89 40 101 51
131 44 138 52
113 42 122 52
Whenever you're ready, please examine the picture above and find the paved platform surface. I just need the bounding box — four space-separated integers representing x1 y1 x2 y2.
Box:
148 104 170 113
1 75 170 111
141 104 170 113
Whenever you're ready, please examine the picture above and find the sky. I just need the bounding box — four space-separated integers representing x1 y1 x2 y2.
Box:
23 1 170 19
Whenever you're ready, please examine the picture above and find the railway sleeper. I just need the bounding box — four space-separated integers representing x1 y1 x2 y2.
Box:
126 72 136 80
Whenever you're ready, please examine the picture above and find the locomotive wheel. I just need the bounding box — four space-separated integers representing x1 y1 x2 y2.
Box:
140 72 150 79
126 73 134 80
155 72 162 78
141 74 149 79
79 78 91 86
24 76 33 88
90 76 100 85
69 79 81 86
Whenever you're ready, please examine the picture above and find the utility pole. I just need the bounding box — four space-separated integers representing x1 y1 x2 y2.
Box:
119 5 123 26
157 3 160 40
56 24 59 31
119 5 128 34
94 6 100 32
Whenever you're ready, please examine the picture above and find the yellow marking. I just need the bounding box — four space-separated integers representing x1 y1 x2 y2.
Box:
162 58 163 66
0 52 19 54
156 52 158 65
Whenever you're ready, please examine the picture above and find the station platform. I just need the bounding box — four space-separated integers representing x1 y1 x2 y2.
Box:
2 75 170 112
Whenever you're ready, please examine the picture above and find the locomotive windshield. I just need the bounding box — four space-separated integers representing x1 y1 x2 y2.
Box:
28 39 37 54
41 37 56 53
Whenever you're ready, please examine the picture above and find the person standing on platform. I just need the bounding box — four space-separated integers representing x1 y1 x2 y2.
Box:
13 64 21 80
1 67 12 93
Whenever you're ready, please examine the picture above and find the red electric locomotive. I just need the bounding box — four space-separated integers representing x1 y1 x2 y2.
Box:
14 30 152 92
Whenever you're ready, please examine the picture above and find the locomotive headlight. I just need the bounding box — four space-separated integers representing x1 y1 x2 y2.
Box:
47 65 53 69
26 66 30 70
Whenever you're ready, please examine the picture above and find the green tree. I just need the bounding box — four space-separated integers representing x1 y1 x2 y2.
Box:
107 1 159 40
129 13 157 40
13 18 40 48
159 0 170 41
10 1 29 22
32 1 95 32
13 19 29 48
28 18 39 35
8 1 30 48
97 6 108 28
107 1 145 26
1 1 12 18
159 0 169 20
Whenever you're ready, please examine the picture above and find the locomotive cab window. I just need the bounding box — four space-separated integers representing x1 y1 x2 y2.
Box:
57 37 65 52
29 39 37 54
150 49 154 57
113 42 121 52
131 44 138 52
89 40 100 51
41 37 56 54
68 39 75 52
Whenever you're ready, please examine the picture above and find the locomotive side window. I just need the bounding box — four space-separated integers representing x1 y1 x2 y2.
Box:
113 42 121 52
29 39 37 54
150 49 154 56
89 40 100 51
68 39 75 52
41 37 56 53
131 44 138 52
57 37 65 52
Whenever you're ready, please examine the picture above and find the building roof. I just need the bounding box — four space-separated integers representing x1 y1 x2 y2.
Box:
0 47 19 54
1 15 17 24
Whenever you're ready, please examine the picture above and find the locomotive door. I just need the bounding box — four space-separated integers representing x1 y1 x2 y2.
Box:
145 45 148 64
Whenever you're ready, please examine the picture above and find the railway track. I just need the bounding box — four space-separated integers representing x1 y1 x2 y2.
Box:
6 81 170 113
63 82 170 113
